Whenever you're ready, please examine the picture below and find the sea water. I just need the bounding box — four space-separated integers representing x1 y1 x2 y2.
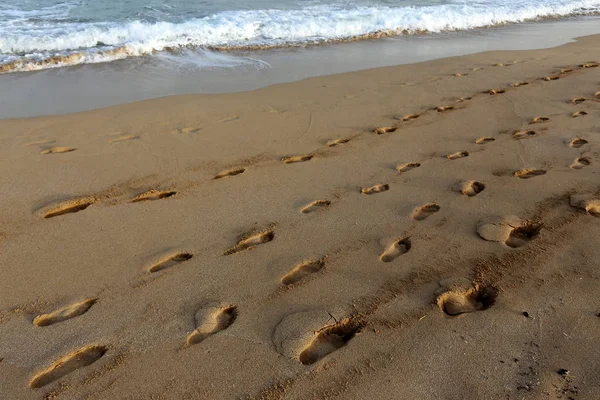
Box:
1 0 600 73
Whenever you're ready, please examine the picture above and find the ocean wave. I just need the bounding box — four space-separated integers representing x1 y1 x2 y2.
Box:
1 1 600 73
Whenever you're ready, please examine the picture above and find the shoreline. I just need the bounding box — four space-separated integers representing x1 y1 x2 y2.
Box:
0 24 599 399
1 16 600 119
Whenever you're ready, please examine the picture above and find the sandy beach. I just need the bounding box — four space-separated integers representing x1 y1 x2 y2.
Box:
0 34 599 399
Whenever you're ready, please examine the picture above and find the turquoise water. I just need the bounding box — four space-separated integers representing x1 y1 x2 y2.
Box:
1 0 600 72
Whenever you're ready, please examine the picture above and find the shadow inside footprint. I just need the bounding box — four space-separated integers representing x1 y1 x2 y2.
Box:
396 162 421 173
131 190 177 202
186 306 237 346
374 127 397 135
301 200 331 214
281 259 326 285
570 138 588 148
475 137 495 144
213 167 246 179
379 238 411 262
412 203 441 221
437 285 498 316
505 222 542 248
446 151 469 160
30 345 107 388
361 184 389 195
149 253 193 273
514 169 547 179
224 231 274 255
299 319 362 365
33 298 98 327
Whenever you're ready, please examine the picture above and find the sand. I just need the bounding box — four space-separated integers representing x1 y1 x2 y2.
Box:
0 34 599 400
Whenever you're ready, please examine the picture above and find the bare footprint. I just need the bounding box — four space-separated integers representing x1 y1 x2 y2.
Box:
298 319 361 365
446 151 469 160
475 137 495 144
327 138 350 147
186 305 237 346
282 155 313 164
512 130 539 140
109 135 139 144
373 127 397 135
505 222 542 248
571 155 592 170
224 230 274 255
281 259 326 285
42 198 95 219
584 200 600 217
361 184 389 195
580 62 599 68
30 345 107 388
511 82 529 87
41 147 76 155
437 285 498 316
457 181 486 197
400 114 420 121
570 157 591 169
514 169 547 179
173 127 201 134
149 253 193 273
131 189 177 202
543 75 560 81
569 97 586 105
436 106 455 113
595 90 600 98
396 162 421 173
213 167 246 179
33 298 98 327
569 138 589 148
379 237 411 262
487 89 505 95
412 203 440 221
529 117 549 124
571 111 587 118
301 200 331 214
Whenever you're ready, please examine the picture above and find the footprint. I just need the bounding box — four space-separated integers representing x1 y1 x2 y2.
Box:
580 62 599 68
361 184 389 195
569 98 586 105
529 117 549 124
400 114 420 121
224 230 274 255
109 135 139 144
396 162 421 173
505 222 542 248
569 138 589 148
298 319 361 365
149 253 193 273
131 189 177 202
33 298 97 327
493 63 506 67
379 237 411 262
186 305 237 346
412 203 440 221
29 345 107 388
560 68 573 74
595 90 600 98
281 259 326 285
446 151 469 160
327 138 350 147
436 106 455 112
511 82 529 87
437 285 498 316
173 127 201 134
570 195 600 217
213 167 246 180
42 198 95 219
219 116 240 123
571 111 587 118
301 200 331 214
457 97 472 103
570 157 591 169
475 137 495 144
373 127 397 135
512 130 538 140
487 89 505 95
453 73 467 77
457 181 486 197
41 147 76 155
543 75 560 81
282 155 313 164
514 169 547 179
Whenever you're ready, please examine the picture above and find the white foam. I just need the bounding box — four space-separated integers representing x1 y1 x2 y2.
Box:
1 0 600 73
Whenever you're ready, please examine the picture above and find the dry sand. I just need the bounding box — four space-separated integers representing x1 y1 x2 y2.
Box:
1 34 600 400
